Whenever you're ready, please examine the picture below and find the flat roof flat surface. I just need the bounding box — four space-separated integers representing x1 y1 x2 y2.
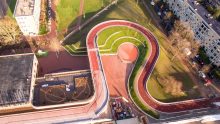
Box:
0 54 34 106
14 0 35 16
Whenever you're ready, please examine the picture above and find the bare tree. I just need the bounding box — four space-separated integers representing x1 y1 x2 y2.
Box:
157 76 185 97
0 17 22 46
169 20 200 60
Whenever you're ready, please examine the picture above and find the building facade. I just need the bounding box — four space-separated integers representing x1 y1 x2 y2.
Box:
14 0 41 35
164 0 220 66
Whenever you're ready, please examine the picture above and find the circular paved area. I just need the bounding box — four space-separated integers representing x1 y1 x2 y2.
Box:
117 43 138 63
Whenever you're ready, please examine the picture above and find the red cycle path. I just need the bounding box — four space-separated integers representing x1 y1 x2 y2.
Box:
87 20 220 113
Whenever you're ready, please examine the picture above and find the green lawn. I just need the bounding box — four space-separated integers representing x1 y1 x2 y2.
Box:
63 0 149 52
83 0 110 20
56 0 81 31
97 26 146 53
147 47 201 102
56 0 110 33
39 24 48 35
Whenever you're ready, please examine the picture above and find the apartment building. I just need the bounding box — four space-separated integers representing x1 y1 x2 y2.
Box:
164 0 220 66
14 0 41 35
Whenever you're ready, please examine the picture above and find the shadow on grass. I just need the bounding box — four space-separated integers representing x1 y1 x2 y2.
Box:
151 71 202 103
61 0 127 46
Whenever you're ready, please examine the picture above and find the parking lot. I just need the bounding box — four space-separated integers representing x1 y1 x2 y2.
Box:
110 97 136 120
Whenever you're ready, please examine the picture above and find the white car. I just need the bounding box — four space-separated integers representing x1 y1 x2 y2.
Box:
42 84 49 88
198 71 206 78
66 84 70 92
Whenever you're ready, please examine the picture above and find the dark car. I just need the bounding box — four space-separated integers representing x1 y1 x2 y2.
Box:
195 54 204 66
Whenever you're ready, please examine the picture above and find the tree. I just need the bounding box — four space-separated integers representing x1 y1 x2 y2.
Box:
213 8 220 19
0 17 22 46
158 76 185 97
169 20 200 60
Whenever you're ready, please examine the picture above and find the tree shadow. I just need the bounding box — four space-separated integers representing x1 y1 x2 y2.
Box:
6 0 17 14
61 0 123 47
155 71 201 103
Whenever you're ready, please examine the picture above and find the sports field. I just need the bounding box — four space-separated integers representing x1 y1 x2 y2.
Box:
63 0 200 101
62 0 201 116
95 25 160 118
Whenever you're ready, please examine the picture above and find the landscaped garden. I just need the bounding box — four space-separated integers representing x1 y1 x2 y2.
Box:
61 0 201 118
96 25 159 118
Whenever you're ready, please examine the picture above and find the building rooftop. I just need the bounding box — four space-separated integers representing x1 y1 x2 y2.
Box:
14 0 35 16
188 0 220 36
0 53 34 107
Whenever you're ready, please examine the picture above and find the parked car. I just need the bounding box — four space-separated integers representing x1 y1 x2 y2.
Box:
42 84 48 88
195 54 204 66
198 71 206 78
193 1 199 5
